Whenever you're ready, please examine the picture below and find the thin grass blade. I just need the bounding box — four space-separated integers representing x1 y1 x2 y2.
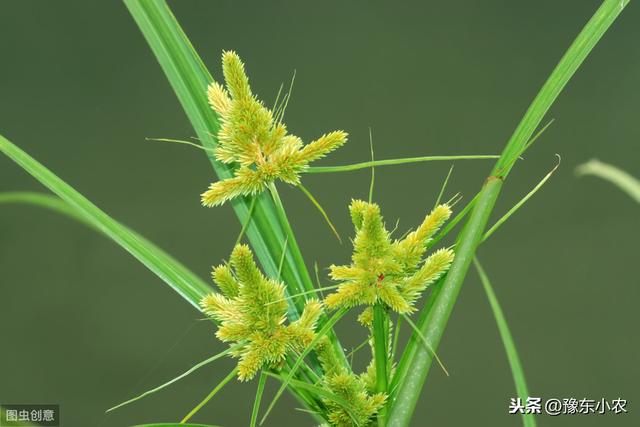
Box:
250 371 267 427
263 372 361 426
0 135 211 309
482 155 560 242
297 183 342 243
181 368 238 423
576 159 640 203
372 304 390 425
473 258 535 427
0 192 93 227
107 344 241 412
306 155 499 174
434 165 454 208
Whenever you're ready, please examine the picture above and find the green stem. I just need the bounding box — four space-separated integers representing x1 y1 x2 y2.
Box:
306 155 499 174
427 192 478 249
387 1 629 425
124 0 310 317
390 315 402 364
388 178 502 426
269 184 349 371
250 372 267 427
267 184 316 296
373 304 390 425
260 308 348 425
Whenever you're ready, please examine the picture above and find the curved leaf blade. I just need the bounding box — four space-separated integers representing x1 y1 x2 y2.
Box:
0 134 211 308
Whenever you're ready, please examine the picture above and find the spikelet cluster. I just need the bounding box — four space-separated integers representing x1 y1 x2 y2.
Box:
200 244 322 381
315 338 386 427
325 200 455 315
201 51 347 206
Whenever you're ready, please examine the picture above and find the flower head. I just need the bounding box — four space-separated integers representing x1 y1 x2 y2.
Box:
202 51 347 206
315 338 386 427
325 200 454 315
201 244 322 381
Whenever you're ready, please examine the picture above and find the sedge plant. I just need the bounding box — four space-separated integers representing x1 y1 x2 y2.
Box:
0 0 631 426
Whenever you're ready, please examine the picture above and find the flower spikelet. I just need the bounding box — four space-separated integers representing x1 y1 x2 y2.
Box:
322 371 386 427
201 51 347 206
325 200 454 314
315 338 386 427
200 244 322 381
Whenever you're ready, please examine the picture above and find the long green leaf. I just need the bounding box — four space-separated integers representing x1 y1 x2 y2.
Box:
0 191 92 226
0 135 211 308
576 158 640 203
387 2 629 425
474 258 535 427
123 0 312 316
124 1 351 377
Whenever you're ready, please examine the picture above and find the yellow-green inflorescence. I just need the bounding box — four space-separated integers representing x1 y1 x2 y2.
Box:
200 244 322 381
325 200 455 322
198 51 455 426
316 338 387 427
201 51 347 206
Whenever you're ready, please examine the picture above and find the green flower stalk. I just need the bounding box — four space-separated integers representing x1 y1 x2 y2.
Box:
325 200 454 317
200 244 322 381
201 51 347 206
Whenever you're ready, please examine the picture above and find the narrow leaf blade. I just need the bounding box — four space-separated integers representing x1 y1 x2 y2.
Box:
474 258 536 427
0 134 211 308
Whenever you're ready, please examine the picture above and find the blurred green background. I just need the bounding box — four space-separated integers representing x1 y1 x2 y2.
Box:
1 1 638 426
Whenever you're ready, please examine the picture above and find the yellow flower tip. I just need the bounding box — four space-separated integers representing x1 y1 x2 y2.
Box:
230 243 254 268
323 292 341 310
357 307 373 326
199 293 218 312
425 248 455 274
429 204 452 227
349 199 379 229
212 264 239 297
329 264 361 281
299 130 349 164
201 182 226 207
199 292 236 322
237 350 261 381
221 50 251 100
207 81 232 117
298 298 323 329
